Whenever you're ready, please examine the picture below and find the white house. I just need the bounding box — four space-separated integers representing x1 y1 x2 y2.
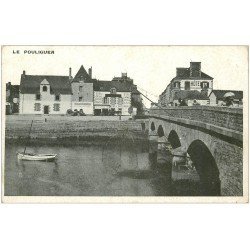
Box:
19 71 72 114
93 80 132 115
159 62 213 106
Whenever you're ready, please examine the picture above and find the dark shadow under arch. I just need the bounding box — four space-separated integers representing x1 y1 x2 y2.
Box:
157 125 165 137
168 130 181 149
151 122 156 131
187 140 221 196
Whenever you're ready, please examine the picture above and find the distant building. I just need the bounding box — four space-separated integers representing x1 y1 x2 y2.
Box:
19 71 72 114
112 72 134 84
6 82 19 114
159 62 213 106
209 90 243 106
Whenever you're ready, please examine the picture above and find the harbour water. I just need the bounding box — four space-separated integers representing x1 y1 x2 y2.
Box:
4 140 201 196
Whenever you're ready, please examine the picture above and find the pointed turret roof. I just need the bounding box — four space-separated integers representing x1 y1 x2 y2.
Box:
72 65 91 82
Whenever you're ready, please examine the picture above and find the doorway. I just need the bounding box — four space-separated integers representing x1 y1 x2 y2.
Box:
44 105 49 114
185 81 190 90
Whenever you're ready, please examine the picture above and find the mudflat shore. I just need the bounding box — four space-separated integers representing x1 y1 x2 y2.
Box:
5 115 149 142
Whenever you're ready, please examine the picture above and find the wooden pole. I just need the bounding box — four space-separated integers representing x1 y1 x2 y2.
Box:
23 119 34 154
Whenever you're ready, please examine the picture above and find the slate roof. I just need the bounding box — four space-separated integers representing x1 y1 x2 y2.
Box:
171 68 213 81
11 85 20 98
174 90 209 100
210 90 243 100
20 75 71 94
72 65 92 82
94 80 139 93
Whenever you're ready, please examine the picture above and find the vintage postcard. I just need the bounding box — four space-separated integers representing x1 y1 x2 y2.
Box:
1 45 248 203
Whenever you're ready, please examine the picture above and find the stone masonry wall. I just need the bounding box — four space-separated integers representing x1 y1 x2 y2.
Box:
151 117 243 196
150 106 243 132
5 116 149 141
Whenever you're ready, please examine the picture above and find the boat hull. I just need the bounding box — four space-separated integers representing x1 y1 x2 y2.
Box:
17 153 57 161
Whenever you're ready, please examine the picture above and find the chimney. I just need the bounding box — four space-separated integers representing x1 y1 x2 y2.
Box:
190 62 201 77
22 70 26 76
122 72 127 78
69 67 72 79
176 68 188 77
88 67 92 79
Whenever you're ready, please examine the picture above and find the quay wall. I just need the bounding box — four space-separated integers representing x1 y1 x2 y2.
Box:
5 115 149 141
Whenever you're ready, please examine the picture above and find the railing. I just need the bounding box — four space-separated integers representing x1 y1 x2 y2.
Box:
149 106 243 133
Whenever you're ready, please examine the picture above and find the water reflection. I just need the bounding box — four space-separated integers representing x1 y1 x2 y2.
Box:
5 140 201 196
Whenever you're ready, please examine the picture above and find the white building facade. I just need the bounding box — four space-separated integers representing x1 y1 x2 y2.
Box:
159 62 214 106
19 72 72 114
94 88 131 115
19 67 141 116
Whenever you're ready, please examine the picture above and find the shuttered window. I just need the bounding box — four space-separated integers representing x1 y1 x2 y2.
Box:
34 103 41 111
53 103 60 111
55 94 60 101
118 98 123 105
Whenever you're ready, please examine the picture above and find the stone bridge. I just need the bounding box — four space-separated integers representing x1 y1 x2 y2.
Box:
149 106 243 196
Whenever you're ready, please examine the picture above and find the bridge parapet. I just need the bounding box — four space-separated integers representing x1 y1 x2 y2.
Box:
149 106 243 133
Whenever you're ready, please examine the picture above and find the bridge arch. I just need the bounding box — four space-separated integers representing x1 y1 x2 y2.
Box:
150 122 156 131
187 140 221 196
168 130 181 149
157 125 165 137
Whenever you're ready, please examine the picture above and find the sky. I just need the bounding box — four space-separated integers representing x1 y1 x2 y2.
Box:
2 46 248 107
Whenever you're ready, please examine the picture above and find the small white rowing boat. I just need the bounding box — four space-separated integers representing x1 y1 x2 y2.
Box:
17 152 57 161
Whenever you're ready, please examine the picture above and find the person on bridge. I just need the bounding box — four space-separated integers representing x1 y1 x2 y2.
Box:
225 97 234 107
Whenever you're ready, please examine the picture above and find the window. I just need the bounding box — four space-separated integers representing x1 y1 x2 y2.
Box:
79 97 83 101
110 88 116 94
53 103 60 111
185 81 190 90
174 82 180 88
104 97 108 104
79 86 83 92
55 94 60 101
36 94 41 100
201 82 209 89
110 97 116 105
118 98 123 105
42 86 47 92
34 103 41 111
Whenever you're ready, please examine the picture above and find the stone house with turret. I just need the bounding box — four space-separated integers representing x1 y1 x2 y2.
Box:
19 65 142 115
70 66 94 115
